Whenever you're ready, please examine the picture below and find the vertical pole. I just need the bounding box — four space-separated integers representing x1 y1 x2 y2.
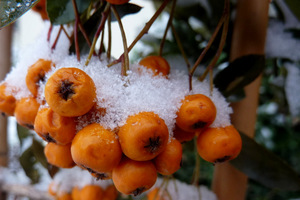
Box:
211 0 269 200
0 24 13 200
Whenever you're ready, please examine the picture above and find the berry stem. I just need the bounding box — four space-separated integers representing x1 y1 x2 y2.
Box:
98 26 105 56
159 0 177 56
107 0 170 67
192 138 201 186
107 12 112 60
85 3 111 66
47 24 53 42
199 8 229 82
72 0 80 61
171 23 191 70
111 5 130 76
188 0 229 91
51 25 63 50
61 25 72 43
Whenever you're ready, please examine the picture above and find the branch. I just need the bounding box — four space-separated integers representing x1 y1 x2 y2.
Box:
0 183 54 200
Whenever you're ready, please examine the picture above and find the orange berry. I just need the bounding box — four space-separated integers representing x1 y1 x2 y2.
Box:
48 181 56 196
14 97 40 129
103 185 118 200
44 142 75 168
44 67 96 117
112 157 157 196
173 125 196 143
71 187 81 200
154 138 182 175
34 107 76 145
79 185 104 200
105 0 129 5
71 123 122 177
26 59 53 97
147 187 166 200
0 83 16 116
32 0 49 20
57 192 73 200
176 94 217 132
196 125 242 163
139 56 170 77
118 112 169 161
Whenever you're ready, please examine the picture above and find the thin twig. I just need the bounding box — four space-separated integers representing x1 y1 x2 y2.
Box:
85 3 111 66
188 0 230 91
107 12 112 60
1 184 54 200
199 9 229 82
71 0 81 61
51 25 63 50
107 0 170 67
99 26 105 56
47 24 53 42
111 5 130 76
61 25 72 43
191 138 201 186
171 23 191 70
159 0 177 56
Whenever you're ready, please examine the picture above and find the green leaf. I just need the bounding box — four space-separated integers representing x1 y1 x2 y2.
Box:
68 3 142 55
16 124 31 146
19 146 40 184
31 138 48 169
214 54 265 97
47 0 92 25
111 3 142 21
48 164 59 178
230 132 300 191
69 5 104 55
285 0 300 21
0 0 39 28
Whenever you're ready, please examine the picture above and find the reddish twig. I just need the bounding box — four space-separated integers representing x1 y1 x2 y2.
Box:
188 0 230 91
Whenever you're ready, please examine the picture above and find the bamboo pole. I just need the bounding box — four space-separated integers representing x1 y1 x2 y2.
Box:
211 0 269 200
0 24 13 200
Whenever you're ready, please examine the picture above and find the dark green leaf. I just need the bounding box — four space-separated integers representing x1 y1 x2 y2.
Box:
31 138 48 169
214 54 265 97
47 0 92 25
68 3 142 54
230 132 300 191
111 3 142 21
16 124 31 146
285 0 300 21
0 0 39 28
69 5 104 55
48 164 60 178
19 146 40 184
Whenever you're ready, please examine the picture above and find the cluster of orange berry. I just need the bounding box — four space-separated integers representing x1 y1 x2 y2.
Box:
48 181 118 200
0 55 242 196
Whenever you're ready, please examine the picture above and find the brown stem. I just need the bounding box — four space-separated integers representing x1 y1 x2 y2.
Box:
159 0 177 56
111 5 129 76
199 11 229 82
188 0 229 91
47 24 53 42
72 0 81 61
51 25 63 50
171 23 191 70
85 3 111 66
107 0 170 67
99 26 105 56
61 25 72 43
191 138 201 186
107 12 112 60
